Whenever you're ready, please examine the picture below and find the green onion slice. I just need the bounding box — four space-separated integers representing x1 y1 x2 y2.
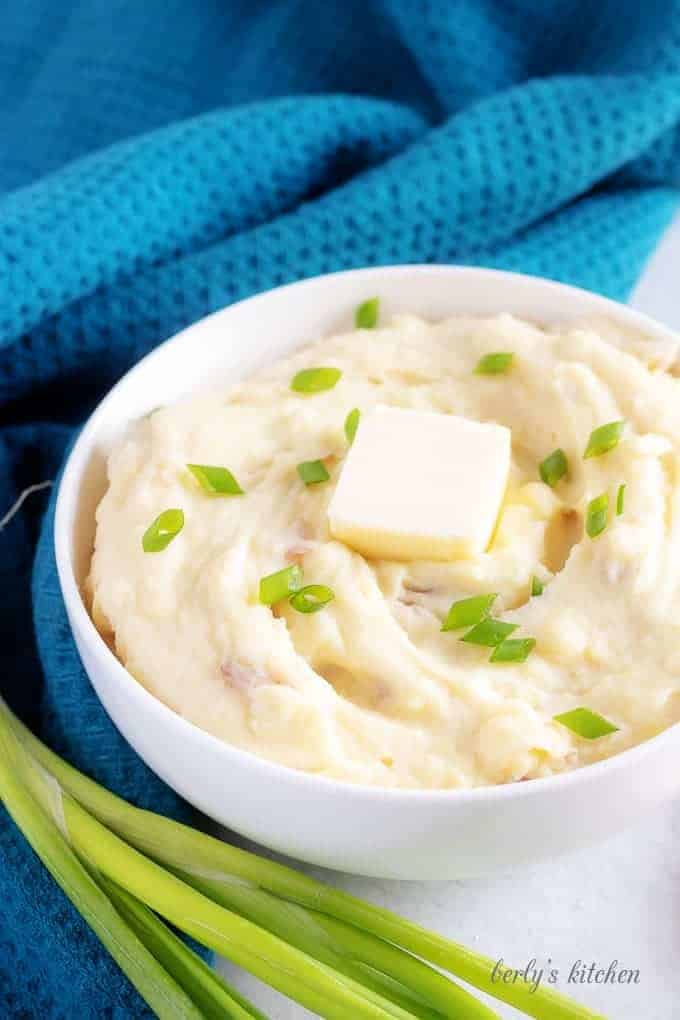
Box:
531 576 544 597
554 707 619 739
474 352 514 375
586 492 609 539
355 297 380 329
291 367 342 394
490 637 536 663
461 618 518 647
539 448 568 487
142 509 184 552
583 420 625 459
616 483 626 516
297 460 330 486
187 463 243 496
259 564 303 605
344 407 360 444
441 593 497 632
289 584 335 614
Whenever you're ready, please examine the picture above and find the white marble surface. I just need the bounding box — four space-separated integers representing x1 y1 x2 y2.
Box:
216 218 680 1019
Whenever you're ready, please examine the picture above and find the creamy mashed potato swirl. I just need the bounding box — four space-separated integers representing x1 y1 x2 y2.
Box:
89 313 680 788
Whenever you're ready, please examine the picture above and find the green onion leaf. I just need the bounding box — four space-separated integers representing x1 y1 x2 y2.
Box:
616 483 626 516
259 564 303 605
586 492 609 539
187 464 243 496
474 352 514 375
8 696 604 1020
142 509 184 552
554 707 619 739
583 420 625 459
490 637 536 663
0 733 207 1020
531 575 544 597
441 593 497 632
289 584 335 614
344 407 360 444
291 367 342 394
461 618 517 646
297 460 330 486
355 297 380 329
539 448 568 487
102 878 263 1020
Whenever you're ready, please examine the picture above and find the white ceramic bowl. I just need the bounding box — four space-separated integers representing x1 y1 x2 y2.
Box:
55 266 680 880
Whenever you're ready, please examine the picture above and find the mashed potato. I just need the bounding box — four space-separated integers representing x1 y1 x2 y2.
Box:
89 312 680 788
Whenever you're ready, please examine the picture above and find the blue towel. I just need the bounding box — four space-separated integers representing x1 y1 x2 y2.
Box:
1 1 680 1015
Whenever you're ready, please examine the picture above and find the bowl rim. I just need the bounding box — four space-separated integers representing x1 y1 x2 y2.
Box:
54 263 680 805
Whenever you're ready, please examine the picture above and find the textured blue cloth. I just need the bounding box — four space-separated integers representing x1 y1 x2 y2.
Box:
2 1 680 1016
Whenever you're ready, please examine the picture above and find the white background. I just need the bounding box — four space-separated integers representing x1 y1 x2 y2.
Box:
217 217 680 1019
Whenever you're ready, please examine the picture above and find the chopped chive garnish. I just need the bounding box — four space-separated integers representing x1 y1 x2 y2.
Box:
461 618 518 647
142 509 184 552
586 492 609 539
355 297 380 329
490 637 536 663
474 352 514 375
441 593 497 632
297 460 330 486
531 575 544 597
259 564 303 605
539 448 568 487
289 584 335 613
187 463 243 495
616 483 626 516
344 407 360 444
583 420 625 459
554 707 619 739
291 367 342 394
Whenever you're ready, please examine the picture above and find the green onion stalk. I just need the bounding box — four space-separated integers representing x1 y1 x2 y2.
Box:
0 697 607 1019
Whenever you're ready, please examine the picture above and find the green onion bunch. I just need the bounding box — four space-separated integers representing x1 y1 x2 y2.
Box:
0 696 605 1019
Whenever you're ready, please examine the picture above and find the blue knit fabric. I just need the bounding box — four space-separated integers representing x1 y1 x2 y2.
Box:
1 1 680 1016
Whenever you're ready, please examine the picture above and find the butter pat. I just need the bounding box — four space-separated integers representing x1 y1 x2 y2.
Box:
328 406 510 561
